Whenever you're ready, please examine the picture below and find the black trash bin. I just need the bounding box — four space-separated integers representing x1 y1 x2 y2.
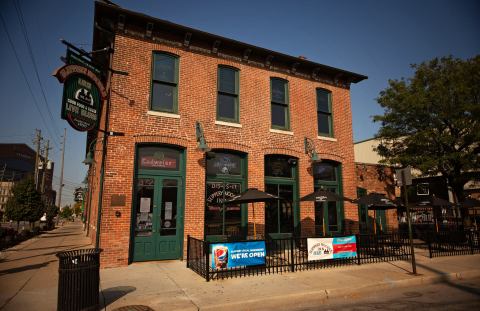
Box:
56 248 102 311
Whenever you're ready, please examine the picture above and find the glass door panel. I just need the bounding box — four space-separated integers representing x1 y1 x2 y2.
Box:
135 178 155 237
265 183 294 235
160 179 178 236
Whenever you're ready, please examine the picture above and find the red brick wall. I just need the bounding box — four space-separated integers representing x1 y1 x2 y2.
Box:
87 33 360 268
355 163 399 230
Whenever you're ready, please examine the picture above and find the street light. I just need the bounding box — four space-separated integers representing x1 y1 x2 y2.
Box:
82 131 124 165
304 137 320 162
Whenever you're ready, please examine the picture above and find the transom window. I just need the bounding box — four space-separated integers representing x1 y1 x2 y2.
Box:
151 52 178 113
271 78 290 130
217 66 239 122
317 88 333 137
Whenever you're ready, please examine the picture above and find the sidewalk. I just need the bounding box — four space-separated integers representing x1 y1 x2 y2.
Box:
0 221 92 311
0 223 479 311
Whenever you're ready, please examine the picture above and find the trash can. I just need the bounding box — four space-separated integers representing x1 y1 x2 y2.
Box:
57 248 102 311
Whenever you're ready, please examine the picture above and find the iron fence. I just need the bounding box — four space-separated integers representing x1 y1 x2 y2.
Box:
426 230 480 258
187 233 412 281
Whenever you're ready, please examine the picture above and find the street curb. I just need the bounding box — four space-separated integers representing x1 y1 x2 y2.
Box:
197 269 480 311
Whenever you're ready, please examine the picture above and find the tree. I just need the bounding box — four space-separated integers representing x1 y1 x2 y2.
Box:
60 205 73 220
46 204 59 229
374 55 480 201
5 178 45 228
73 202 82 217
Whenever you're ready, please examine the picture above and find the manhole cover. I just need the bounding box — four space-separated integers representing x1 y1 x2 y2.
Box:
113 305 154 311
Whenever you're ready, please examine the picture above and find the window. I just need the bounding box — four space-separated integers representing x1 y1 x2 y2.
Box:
271 78 289 130
417 183 429 196
151 52 178 113
317 88 333 136
137 146 181 171
217 66 239 122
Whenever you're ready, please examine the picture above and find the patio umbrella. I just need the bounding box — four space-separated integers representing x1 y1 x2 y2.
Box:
300 189 353 235
353 192 397 234
224 188 280 240
461 198 480 229
415 195 453 232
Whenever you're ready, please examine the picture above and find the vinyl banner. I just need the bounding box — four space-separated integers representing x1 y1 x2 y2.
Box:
307 236 357 261
211 241 266 270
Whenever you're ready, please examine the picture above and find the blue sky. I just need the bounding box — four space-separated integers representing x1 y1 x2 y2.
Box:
0 0 479 205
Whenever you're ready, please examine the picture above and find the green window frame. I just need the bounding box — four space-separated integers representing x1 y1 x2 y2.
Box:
217 66 239 123
316 88 333 137
270 78 290 130
150 52 179 113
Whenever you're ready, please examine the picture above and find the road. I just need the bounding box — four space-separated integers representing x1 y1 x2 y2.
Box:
286 278 480 311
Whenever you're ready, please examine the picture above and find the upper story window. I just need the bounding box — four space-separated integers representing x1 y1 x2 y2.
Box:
217 66 239 123
151 52 179 113
317 88 333 137
271 78 290 130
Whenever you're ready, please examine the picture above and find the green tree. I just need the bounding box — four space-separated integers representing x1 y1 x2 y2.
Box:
5 178 45 228
374 55 480 201
46 204 59 229
73 202 82 217
60 205 73 219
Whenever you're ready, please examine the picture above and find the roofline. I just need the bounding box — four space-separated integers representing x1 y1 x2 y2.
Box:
94 1 367 84
354 137 378 145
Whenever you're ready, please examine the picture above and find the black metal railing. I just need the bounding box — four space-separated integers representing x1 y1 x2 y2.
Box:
426 230 480 258
187 233 412 281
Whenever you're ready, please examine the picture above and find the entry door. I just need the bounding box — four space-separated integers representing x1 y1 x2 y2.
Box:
315 186 341 235
265 183 294 238
133 176 182 261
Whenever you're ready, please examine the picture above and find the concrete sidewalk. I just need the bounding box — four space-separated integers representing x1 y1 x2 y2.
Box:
0 221 92 311
1 222 479 311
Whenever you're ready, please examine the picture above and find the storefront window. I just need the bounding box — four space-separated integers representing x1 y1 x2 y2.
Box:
205 151 246 240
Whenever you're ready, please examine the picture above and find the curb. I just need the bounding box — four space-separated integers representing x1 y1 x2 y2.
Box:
198 269 480 311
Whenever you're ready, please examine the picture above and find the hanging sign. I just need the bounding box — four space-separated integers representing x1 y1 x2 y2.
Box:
53 50 107 132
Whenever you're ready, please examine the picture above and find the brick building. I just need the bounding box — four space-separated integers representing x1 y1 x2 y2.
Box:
354 138 399 232
85 1 367 267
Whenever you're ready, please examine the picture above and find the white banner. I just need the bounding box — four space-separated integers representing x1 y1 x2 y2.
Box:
307 238 334 261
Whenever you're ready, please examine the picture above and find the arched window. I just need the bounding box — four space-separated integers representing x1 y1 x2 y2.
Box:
205 150 247 241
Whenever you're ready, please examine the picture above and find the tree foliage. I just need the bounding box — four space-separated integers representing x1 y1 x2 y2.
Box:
5 178 45 223
374 55 480 200
60 205 73 219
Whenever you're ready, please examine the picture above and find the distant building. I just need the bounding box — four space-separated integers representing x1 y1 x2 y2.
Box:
0 143 55 219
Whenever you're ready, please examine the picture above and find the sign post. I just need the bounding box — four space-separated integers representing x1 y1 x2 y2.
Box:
397 166 417 275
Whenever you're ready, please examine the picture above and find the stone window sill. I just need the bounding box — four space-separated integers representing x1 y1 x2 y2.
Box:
317 135 337 142
270 128 294 136
147 110 180 119
215 120 242 128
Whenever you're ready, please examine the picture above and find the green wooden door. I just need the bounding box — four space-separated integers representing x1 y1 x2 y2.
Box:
133 175 183 261
314 186 343 236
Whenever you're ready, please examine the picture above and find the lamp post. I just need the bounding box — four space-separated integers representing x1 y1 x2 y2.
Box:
304 137 320 162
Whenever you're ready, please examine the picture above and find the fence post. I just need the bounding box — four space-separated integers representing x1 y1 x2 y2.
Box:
356 234 361 265
427 232 433 258
290 237 295 272
205 241 210 282
468 231 474 255
186 235 190 268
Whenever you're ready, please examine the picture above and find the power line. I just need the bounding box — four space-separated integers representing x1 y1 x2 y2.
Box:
13 1 62 145
0 12 59 150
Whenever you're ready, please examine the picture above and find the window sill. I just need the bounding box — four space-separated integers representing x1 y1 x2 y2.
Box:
215 120 242 128
147 110 180 119
317 135 337 142
270 128 294 136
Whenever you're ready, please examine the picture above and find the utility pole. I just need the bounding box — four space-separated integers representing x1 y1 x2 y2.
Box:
41 140 50 194
57 128 66 223
399 167 417 275
33 129 42 190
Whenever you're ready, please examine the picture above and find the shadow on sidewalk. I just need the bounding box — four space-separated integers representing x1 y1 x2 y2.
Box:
100 286 136 308
0 260 56 275
416 262 480 297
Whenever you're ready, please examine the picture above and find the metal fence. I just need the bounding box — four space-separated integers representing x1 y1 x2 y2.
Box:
426 230 480 258
187 233 411 281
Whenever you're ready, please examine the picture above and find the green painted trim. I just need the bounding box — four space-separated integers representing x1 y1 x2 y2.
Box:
149 51 179 114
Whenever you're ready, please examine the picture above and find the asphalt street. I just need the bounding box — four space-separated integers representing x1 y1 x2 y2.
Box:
286 278 480 311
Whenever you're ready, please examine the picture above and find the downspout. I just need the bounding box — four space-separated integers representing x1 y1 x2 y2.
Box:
95 41 115 248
